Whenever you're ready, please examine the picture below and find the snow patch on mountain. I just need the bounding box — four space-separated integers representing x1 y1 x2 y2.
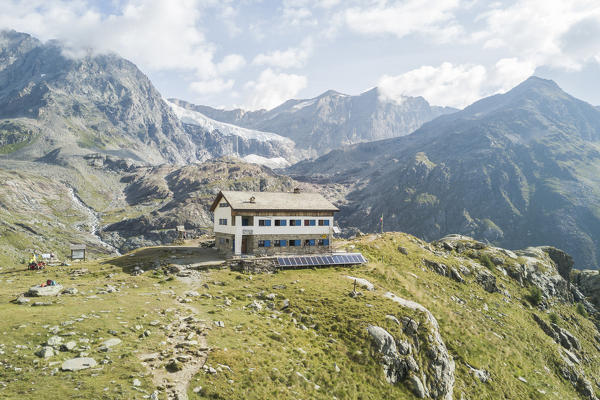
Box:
167 101 294 145
241 154 290 169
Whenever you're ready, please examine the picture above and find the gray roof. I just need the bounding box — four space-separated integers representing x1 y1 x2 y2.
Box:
211 190 339 212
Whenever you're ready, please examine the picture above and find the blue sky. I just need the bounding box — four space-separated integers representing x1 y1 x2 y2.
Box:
2 0 600 110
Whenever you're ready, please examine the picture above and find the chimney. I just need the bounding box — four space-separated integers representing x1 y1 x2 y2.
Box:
293 187 301 194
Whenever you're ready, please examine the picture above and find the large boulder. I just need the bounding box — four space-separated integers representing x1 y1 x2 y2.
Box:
27 284 63 297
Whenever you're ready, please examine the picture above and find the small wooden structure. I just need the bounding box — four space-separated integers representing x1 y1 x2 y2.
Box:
70 244 86 261
176 225 187 240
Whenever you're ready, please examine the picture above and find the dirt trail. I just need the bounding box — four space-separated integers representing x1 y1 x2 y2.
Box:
141 268 211 400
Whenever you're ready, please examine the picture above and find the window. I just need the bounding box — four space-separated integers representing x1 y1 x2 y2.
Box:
304 239 315 246
275 219 287 226
289 239 301 247
258 240 271 247
259 219 272 226
219 203 229 207
318 219 330 226
304 219 316 226
274 239 287 247
290 219 301 226
318 239 329 246
218 218 227 225
242 217 250 226
219 238 225 245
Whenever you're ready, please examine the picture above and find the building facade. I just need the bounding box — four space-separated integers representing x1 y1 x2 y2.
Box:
210 190 339 257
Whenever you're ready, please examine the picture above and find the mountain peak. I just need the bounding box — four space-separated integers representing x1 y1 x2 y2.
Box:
510 76 562 95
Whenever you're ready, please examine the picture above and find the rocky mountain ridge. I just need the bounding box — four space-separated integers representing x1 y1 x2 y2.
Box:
288 77 600 269
170 87 456 157
0 30 295 166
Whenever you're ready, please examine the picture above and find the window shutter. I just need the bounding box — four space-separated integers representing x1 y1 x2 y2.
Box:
264 240 271 247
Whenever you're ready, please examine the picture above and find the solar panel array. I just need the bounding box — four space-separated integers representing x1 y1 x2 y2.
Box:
277 253 367 268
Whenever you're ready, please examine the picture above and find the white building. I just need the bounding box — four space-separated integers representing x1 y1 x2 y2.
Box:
210 189 339 256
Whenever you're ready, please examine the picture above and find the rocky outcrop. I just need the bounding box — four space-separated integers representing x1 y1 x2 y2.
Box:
380 292 455 400
532 313 581 351
366 325 414 384
423 259 465 284
572 270 600 309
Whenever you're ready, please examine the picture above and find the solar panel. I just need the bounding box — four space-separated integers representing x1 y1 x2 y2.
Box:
276 253 367 268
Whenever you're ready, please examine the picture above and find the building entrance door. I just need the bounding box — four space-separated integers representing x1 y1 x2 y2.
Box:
241 236 248 254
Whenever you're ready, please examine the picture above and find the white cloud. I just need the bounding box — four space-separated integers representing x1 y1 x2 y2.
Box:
377 58 540 108
245 68 307 110
491 57 536 92
190 78 235 95
475 0 600 70
218 54 246 74
344 0 462 42
378 62 487 108
252 39 313 69
0 0 243 81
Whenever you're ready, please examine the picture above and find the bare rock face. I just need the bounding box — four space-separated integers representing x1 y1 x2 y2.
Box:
367 292 455 400
366 326 409 384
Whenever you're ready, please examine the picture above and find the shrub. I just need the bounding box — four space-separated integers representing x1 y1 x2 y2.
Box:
549 312 559 325
526 286 543 306
479 253 495 270
576 302 589 318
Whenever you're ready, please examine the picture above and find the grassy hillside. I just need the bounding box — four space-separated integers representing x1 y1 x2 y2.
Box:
1 233 598 399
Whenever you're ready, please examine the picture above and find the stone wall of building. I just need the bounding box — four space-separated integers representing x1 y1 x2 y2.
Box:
215 232 235 257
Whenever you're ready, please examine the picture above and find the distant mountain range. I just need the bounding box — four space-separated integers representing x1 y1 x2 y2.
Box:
289 77 600 268
0 30 296 166
0 30 454 167
169 89 456 157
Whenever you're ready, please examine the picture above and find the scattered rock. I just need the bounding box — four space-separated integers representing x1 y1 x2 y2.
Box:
62 288 78 295
132 378 141 387
46 336 63 347
61 357 97 371
36 346 54 358
14 296 30 305
60 341 77 352
246 300 264 311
